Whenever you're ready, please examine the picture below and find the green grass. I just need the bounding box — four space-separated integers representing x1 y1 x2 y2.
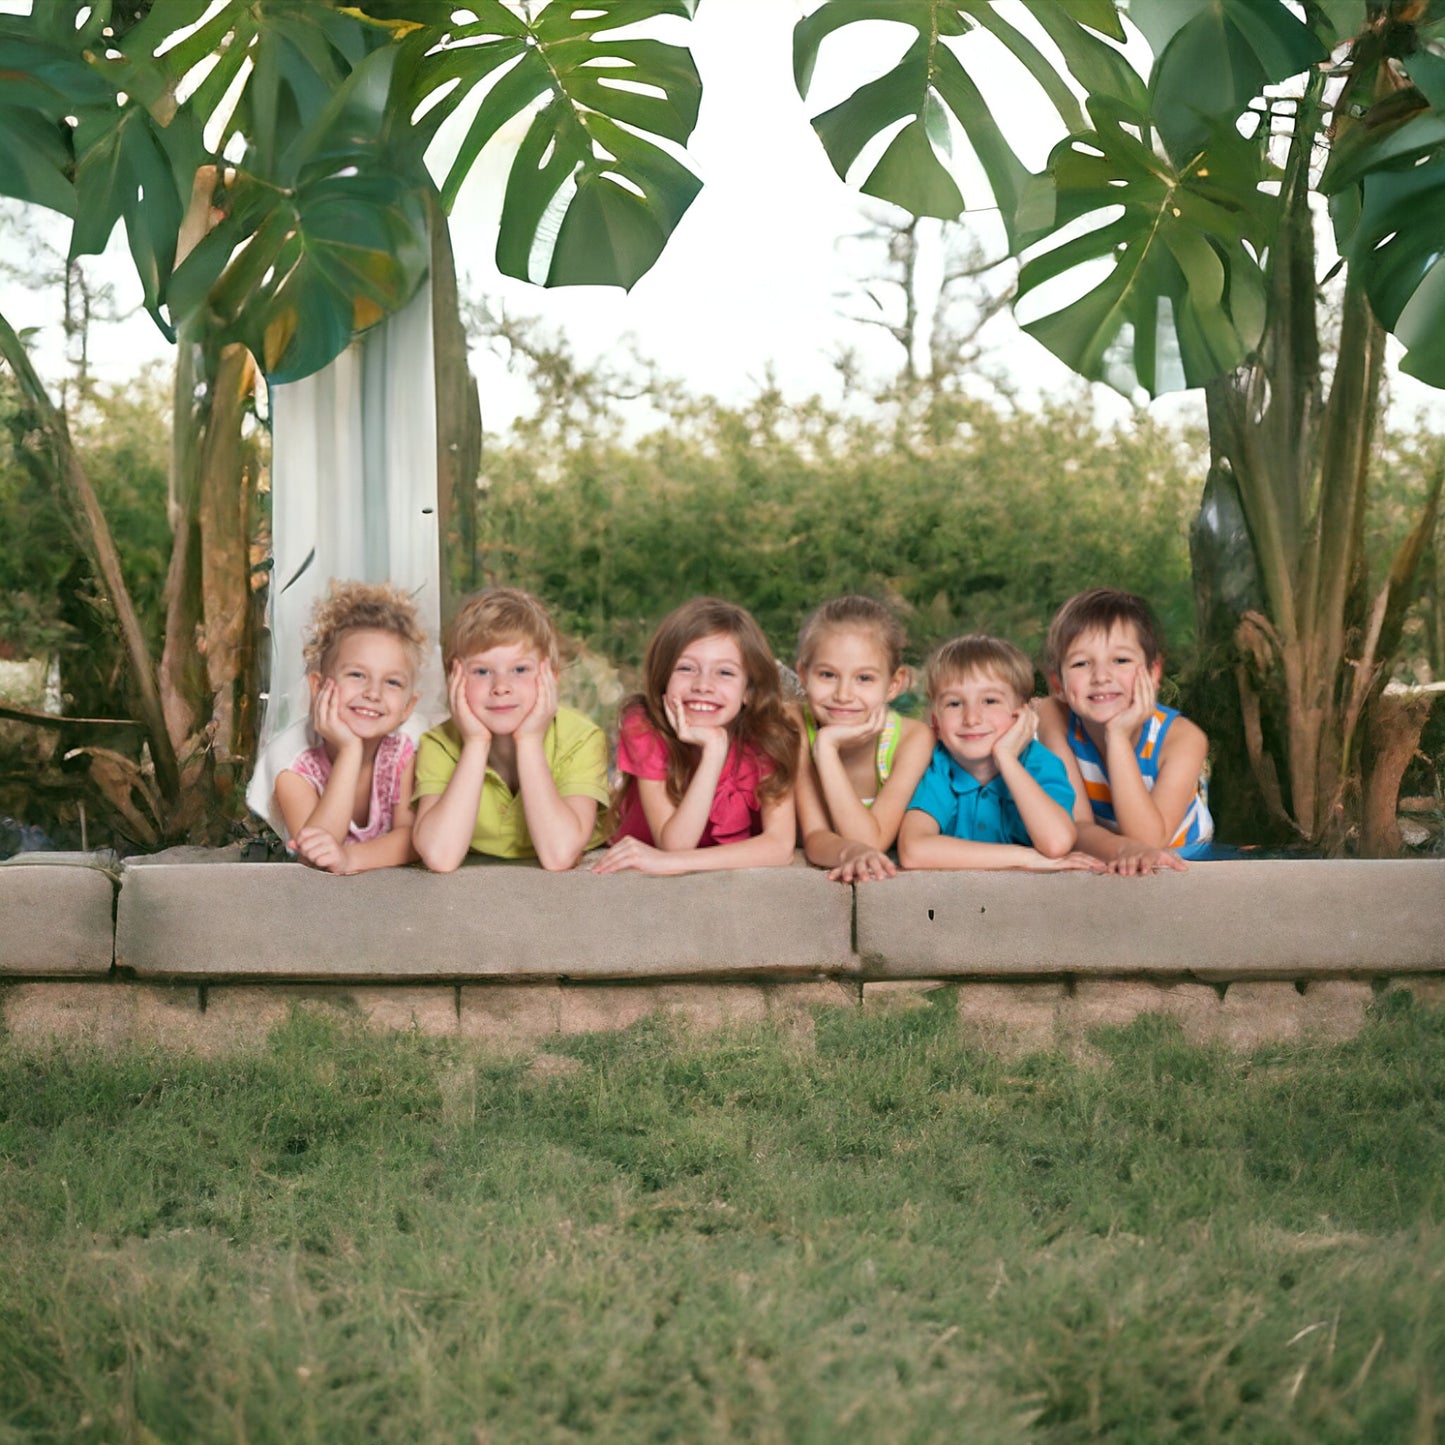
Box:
2 992 1442 1443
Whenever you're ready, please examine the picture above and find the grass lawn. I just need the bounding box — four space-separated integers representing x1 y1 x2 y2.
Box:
2 989 1442 1443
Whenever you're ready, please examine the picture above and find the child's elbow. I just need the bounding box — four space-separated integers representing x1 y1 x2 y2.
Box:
416 839 463 874
1034 824 1076 860
538 847 582 873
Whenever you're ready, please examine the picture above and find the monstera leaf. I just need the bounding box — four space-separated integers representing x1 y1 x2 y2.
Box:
1347 156 1445 387
793 0 1143 247
1130 0 1326 165
166 46 429 383
1016 105 1272 397
406 0 703 290
0 1 707 379
0 24 97 218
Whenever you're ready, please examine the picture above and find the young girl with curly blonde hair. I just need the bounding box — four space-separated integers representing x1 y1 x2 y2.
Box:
273 580 426 874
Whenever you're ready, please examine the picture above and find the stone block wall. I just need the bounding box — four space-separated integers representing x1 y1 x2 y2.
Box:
3 853 1443 1051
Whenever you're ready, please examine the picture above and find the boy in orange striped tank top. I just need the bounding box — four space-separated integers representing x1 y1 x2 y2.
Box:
1036 589 1213 874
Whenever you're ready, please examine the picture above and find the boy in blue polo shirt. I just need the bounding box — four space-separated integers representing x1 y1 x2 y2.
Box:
898 635 1102 873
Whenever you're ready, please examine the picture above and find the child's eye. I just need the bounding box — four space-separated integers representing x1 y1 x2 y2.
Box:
858 673 877 685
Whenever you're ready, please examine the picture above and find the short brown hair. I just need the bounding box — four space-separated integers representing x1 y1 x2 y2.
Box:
303 580 427 678
796 595 908 675
925 635 1034 703
444 587 560 672
1045 589 1162 676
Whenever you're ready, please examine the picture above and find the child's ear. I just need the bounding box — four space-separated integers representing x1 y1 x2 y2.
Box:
1149 657 1164 686
307 671 324 700
400 692 420 725
886 666 910 702
1047 671 1064 699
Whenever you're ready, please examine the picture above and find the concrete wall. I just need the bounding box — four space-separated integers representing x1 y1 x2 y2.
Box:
3 853 1443 1051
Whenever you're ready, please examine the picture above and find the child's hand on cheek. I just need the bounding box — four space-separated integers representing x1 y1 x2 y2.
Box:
311 679 359 752
1109 668 1157 738
992 705 1037 765
815 703 887 754
664 692 730 757
449 661 492 746
516 659 559 742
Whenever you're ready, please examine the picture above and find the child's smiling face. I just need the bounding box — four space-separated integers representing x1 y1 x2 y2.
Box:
930 668 1023 778
314 629 417 739
665 631 749 731
1056 622 1161 727
459 639 541 735
800 626 904 728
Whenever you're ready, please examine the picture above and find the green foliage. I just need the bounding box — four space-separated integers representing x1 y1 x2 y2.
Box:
797 1 1445 394
0 0 705 382
478 381 1203 676
1 995 1442 1439
0 366 171 699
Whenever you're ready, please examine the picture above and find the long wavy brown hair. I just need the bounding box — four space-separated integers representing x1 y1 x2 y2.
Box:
617 597 798 810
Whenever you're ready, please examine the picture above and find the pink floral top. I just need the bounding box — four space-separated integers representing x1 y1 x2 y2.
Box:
611 706 769 847
288 732 416 842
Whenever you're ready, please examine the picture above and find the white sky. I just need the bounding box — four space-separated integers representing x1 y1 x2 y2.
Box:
1 0 1441 435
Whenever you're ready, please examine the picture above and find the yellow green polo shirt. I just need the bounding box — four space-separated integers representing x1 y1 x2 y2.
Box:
413 706 610 860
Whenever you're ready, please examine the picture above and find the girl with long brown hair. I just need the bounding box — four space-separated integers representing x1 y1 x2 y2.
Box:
594 597 798 875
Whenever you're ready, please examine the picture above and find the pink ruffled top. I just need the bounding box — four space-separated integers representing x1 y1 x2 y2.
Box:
288 732 416 842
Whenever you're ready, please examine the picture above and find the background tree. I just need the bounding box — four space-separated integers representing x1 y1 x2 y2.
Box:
835 208 1012 396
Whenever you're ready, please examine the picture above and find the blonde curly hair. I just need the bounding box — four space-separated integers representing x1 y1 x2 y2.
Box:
302 580 428 679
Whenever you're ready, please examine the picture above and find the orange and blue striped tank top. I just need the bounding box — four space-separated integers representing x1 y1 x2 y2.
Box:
1067 705 1212 850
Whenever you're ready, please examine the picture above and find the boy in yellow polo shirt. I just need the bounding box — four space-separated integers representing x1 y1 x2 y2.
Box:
412 588 609 871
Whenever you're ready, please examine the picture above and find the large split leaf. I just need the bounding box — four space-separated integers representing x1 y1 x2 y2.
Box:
0 21 112 217
1131 0 1327 166
167 46 429 383
1015 105 1272 397
409 0 703 290
1347 156 1445 387
793 0 1141 247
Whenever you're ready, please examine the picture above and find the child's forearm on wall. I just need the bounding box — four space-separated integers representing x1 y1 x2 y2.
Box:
341 825 420 874
995 759 1076 859
898 830 1038 871
412 745 488 872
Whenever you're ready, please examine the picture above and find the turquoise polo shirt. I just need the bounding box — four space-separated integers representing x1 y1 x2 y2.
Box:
906 740 1074 845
